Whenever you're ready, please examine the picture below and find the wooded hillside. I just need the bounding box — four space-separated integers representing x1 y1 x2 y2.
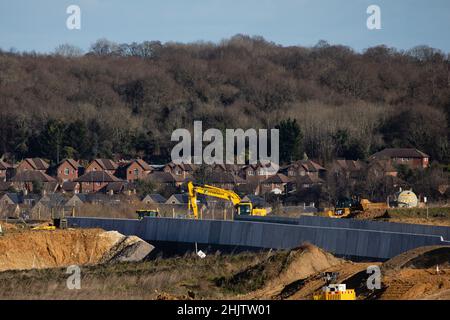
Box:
0 35 449 164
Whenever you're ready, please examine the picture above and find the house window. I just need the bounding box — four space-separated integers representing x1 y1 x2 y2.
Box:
64 168 70 175
134 168 139 176
247 170 254 176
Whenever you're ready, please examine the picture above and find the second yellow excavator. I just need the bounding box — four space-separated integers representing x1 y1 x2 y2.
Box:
187 181 267 219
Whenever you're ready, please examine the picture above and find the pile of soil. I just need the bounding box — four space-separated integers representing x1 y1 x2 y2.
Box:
217 243 343 298
0 228 153 272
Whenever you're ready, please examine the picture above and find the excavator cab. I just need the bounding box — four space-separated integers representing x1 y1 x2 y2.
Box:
236 202 253 215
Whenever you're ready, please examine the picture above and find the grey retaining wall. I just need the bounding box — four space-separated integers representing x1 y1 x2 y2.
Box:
67 216 450 260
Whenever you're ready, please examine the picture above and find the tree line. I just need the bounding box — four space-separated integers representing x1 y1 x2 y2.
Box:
0 35 449 165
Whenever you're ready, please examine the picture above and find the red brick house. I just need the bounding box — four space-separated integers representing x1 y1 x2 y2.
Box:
118 159 152 182
240 162 278 181
327 159 365 179
146 171 185 187
206 171 246 190
163 162 196 179
85 158 118 175
261 173 293 194
369 148 429 169
48 159 80 182
0 160 11 181
10 170 57 193
280 159 326 179
16 158 49 173
75 171 123 193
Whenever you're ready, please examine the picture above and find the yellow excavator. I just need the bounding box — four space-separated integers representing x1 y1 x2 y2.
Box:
187 181 267 219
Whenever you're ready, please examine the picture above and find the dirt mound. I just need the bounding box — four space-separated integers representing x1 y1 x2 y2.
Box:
99 232 154 264
383 246 450 271
0 229 153 272
217 243 343 299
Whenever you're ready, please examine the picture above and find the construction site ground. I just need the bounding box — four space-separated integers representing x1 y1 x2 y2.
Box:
0 223 449 300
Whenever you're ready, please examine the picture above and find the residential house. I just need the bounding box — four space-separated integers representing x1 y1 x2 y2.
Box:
10 170 57 193
206 171 246 190
0 160 12 181
163 162 196 179
369 148 429 169
147 171 185 187
103 181 133 195
327 159 365 181
65 193 87 207
117 159 152 182
75 171 123 193
261 173 293 194
165 193 189 205
280 159 326 179
295 174 325 189
142 194 167 204
0 193 41 207
15 158 49 173
60 181 80 194
0 193 22 206
211 163 241 176
47 159 80 182
32 193 67 219
367 159 398 178
240 161 278 181
85 158 118 175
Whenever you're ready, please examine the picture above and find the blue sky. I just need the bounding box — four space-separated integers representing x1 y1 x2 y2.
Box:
0 0 449 53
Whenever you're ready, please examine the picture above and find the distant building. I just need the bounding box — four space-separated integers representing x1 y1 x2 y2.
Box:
280 159 326 179
369 148 429 169
142 194 167 204
10 170 57 193
85 158 119 175
147 171 185 187
16 158 49 173
117 159 152 182
261 173 293 194
75 171 123 193
165 193 189 205
47 159 80 182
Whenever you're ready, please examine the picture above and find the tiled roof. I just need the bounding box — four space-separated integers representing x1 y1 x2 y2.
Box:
142 194 167 203
262 173 292 184
93 158 118 170
23 158 49 170
370 148 429 159
10 170 56 182
75 171 122 182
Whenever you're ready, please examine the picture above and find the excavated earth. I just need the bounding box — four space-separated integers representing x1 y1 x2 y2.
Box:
0 227 153 271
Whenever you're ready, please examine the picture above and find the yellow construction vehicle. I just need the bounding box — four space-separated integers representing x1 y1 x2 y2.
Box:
31 223 56 231
313 272 356 300
187 181 267 219
326 197 388 218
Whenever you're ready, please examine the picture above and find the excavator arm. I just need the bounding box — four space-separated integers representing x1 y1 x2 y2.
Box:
187 181 267 219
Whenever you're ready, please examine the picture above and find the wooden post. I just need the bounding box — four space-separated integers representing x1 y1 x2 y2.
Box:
223 208 226 221
72 207 75 217
172 208 175 218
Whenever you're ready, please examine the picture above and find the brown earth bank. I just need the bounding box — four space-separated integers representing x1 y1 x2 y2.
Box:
0 227 153 272
0 229 449 300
